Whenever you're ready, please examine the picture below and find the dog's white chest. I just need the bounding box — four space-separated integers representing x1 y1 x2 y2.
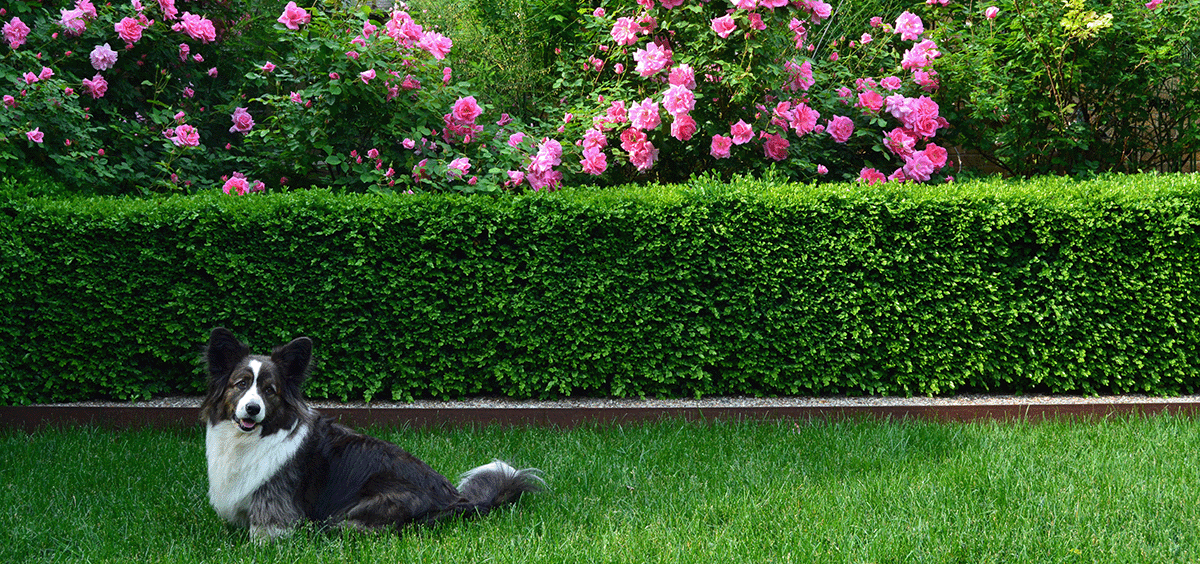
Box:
205 421 308 525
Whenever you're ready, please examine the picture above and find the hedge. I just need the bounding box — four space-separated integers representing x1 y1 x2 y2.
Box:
2 173 1200 405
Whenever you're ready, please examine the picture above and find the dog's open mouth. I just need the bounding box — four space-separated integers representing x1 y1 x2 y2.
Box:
236 417 259 432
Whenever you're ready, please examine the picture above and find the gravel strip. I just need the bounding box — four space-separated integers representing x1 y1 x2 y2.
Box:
33 394 1200 410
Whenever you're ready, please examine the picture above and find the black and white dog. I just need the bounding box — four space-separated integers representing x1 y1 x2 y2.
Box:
201 327 543 541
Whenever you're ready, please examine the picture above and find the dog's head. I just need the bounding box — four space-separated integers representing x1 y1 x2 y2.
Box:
201 327 312 435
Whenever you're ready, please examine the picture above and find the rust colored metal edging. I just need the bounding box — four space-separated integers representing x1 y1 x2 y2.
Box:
2 402 1199 432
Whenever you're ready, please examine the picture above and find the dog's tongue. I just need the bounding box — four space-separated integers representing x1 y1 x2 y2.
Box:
238 418 257 431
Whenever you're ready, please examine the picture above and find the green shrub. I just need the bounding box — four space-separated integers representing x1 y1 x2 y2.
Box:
2 173 1199 405
933 0 1200 176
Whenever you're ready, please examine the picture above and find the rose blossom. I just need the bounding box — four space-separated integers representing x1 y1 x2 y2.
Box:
731 120 754 145
629 98 661 131
902 151 936 182
884 128 916 157
662 84 695 116
90 43 118 71
762 132 790 161
277 2 310 30
611 17 643 46
170 123 200 147
668 64 696 89
115 17 144 44
856 90 884 113
858 167 886 185
580 148 607 175
229 107 254 134
26 127 44 144
826 115 854 143
670 113 697 141
4 17 31 49
894 11 924 41
450 96 482 124
711 15 737 39
173 12 216 43
60 8 88 35
985 6 1000 19
880 76 903 91
359 69 376 84
157 0 178 20
420 31 452 60
447 157 471 178
82 73 108 98
633 42 671 77
710 135 733 159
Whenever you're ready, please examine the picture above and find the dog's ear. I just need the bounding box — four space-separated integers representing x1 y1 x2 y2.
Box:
206 327 250 380
272 336 313 387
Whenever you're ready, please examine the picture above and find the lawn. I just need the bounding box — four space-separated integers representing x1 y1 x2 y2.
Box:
2 415 1198 563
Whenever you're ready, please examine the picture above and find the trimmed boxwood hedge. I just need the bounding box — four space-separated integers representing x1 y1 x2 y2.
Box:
2 173 1199 405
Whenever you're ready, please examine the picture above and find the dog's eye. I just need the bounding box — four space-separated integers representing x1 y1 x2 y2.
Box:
235 379 249 391
264 385 276 396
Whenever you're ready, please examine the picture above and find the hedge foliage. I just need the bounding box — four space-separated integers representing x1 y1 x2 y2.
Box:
3 173 1200 405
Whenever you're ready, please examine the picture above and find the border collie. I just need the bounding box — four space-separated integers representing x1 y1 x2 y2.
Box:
201 327 543 541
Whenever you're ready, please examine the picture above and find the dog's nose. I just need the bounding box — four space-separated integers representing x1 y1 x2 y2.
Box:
246 403 260 416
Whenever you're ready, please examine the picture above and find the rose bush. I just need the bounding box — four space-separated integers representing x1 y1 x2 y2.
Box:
545 0 957 186
0 0 278 195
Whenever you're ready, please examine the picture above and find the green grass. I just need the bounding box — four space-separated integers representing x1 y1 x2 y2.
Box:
3 416 1199 563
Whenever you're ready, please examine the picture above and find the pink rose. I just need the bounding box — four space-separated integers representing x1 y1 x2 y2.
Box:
229 107 254 134
881 76 902 91
60 8 88 36
447 157 471 178
817 164 829 175
710 15 737 39
115 17 144 44
662 84 695 116
902 151 936 182
4 17 31 49
826 115 854 143
629 98 661 131
985 6 1000 18
633 42 671 77
670 113 697 142
905 96 944 139
668 64 696 89
731 119 754 145
580 148 607 175
157 0 178 20
710 135 733 159
856 91 884 113
23 71 38 85
26 127 44 144
2 95 16 108
277 2 310 30
628 139 659 172
762 132 790 161
419 32 452 60
173 12 216 43
790 103 820 136
529 138 563 173
894 11 924 41
884 128 916 157
81 73 108 98
261 62 276 73
359 69 376 84
90 43 118 71
508 132 526 147
223 174 250 195
611 17 643 46
170 123 200 147
38 66 54 81
582 128 608 151
924 143 948 168
451 96 482 124
858 167 886 185
178 43 190 61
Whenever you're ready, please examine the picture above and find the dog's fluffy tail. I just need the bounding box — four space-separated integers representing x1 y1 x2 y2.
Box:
456 460 544 515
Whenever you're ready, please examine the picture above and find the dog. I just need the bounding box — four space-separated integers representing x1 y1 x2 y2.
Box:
201 327 543 541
